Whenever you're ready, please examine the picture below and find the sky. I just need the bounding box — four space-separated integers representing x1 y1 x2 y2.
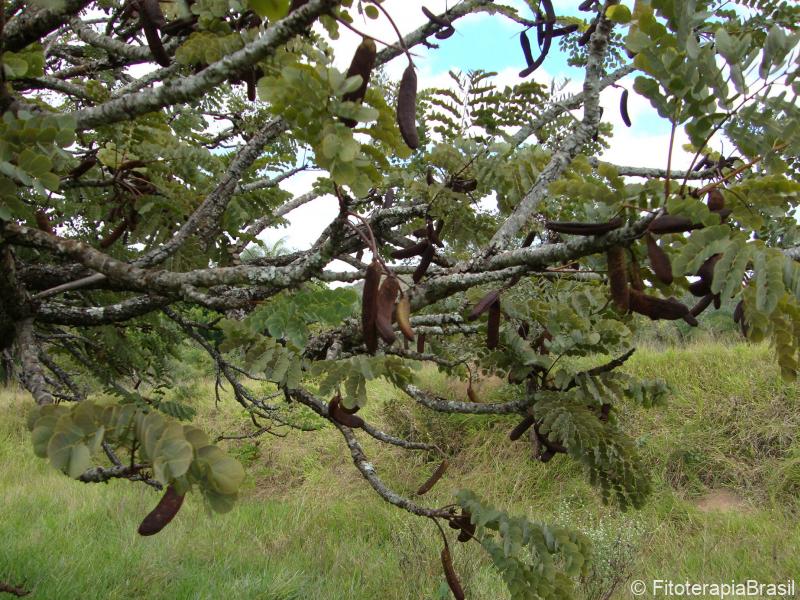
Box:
255 1 695 252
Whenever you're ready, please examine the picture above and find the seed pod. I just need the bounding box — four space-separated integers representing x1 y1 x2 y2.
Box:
628 253 645 291
509 415 535 441
417 332 426 353
434 26 456 40
416 460 448 496
522 231 536 247
578 20 597 47
620 88 631 127
140 0 170 67
138 485 185 536
329 396 365 428
376 276 400 345
362 261 381 354
545 217 623 235
645 233 673 285
160 16 197 35
468 289 501 321
34 209 53 234
422 6 451 28
550 24 580 37
244 68 257 102
486 300 501 349
713 293 721 309
519 30 534 66
69 155 98 179
100 219 128 249
396 295 415 341
397 65 419 150
517 321 530 339
426 168 436 186
412 243 435 283
733 299 744 323
689 294 714 318
707 189 725 212
341 38 377 128
455 512 475 543
433 219 445 247
690 253 721 297
578 0 595 10
441 547 465 600
447 178 478 193
648 215 695 234
688 279 710 297
606 245 629 312
629 290 691 321
683 312 699 327
391 240 430 260
382 188 395 209
466 381 478 403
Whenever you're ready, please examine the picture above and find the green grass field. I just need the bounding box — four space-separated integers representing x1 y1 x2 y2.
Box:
2 340 799 599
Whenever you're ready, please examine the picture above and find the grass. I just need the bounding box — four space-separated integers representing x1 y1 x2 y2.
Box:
1 339 799 599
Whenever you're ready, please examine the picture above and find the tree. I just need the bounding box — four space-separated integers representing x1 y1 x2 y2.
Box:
1 0 799 597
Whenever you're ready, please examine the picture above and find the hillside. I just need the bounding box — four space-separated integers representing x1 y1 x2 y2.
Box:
1 340 798 599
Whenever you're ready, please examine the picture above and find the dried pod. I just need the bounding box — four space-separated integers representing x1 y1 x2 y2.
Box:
466 382 479 403
341 38 377 128
468 289 501 321
486 300 501 350
509 415 535 441
518 0 553 77
244 68 257 102
69 155 98 179
441 547 466 600
361 261 381 354
397 65 419 150
697 253 721 285
522 231 536 247
433 219 445 247
689 293 714 318
35 210 54 234
629 289 691 321
628 253 645 291
376 276 400 345
517 321 530 339
140 0 170 67
391 240 429 260
620 88 631 127
426 168 436 186
645 233 673 285
382 188 395 209
447 178 478 193
733 300 744 323
329 395 365 428
434 26 456 40
545 217 623 235
648 215 696 234
99 219 128 249
416 460 448 496
550 24 580 37
606 245 630 312
519 30 534 66
138 485 185 536
707 189 725 212
683 312 699 327
578 20 597 46
578 0 595 10
455 512 475 543
417 332 426 353
422 5 451 28
396 295 415 341
412 243 435 283
713 293 721 309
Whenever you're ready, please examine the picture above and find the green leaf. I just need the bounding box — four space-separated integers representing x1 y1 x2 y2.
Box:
249 0 289 20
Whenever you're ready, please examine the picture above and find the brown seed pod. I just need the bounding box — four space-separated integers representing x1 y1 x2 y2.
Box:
645 233 673 285
486 300 501 350
509 415 535 441
140 0 170 67
550 24 579 37
34 209 54 234
329 395 365 428
417 332 426 353
382 188 395 209
707 189 725 212
455 512 475 543
521 231 536 247
690 293 714 318
412 243 435 283
416 460 448 496
629 289 691 321
376 276 400 345
391 240 430 260
628 253 645 291
362 261 381 354
466 381 479 403
397 65 419 150
441 546 466 600
447 178 478 193
99 219 128 249
69 155 98 179
648 215 695 234
620 88 631 127
697 253 721 285
468 289 501 321
422 5 451 27
517 321 530 339
341 38 377 128
426 168 436 186
244 68 257 102
713 293 721 309
396 295 415 342
606 245 630 312
578 0 595 10
433 219 445 247
137 485 185 536
545 217 623 235
519 30 534 66
434 26 456 40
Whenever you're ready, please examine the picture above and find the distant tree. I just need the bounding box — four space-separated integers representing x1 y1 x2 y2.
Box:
1 0 799 597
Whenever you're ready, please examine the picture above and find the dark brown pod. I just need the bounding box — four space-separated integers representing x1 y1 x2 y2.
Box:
688 279 710 297
606 245 629 312
620 89 631 127
69 155 98 179
396 295 415 342
733 300 744 323
441 547 466 600
466 382 478 403
713 293 721 309
519 30 534 66
683 313 699 327
362 261 381 354
35 209 54 234
341 38 377 128
468 289 501 321
245 68 257 102
422 6 451 27
707 189 725 212
391 240 430 260
486 300 501 350
509 415 535 441
160 16 197 36
578 20 597 46
628 254 645 291
376 276 400 345
551 24 579 37
645 233 673 285
629 289 691 321
689 293 714 317
697 253 721 286
397 66 419 150
447 178 478 193
434 26 456 40
412 243 435 283
382 188 395 209
545 217 623 235
648 215 695 234
426 168 435 186
578 0 595 10
417 332 426 353
456 514 475 543
416 460 448 496
138 485 185 536
517 321 530 340
329 396 365 428
140 0 170 67
521 231 536 247
433 219 445 247
99 219 128 249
